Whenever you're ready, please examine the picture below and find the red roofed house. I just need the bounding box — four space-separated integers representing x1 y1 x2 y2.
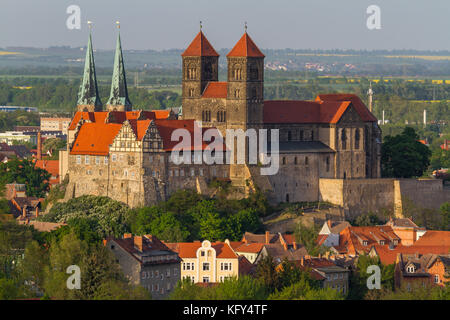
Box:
164 240 239 284
321 219 450 265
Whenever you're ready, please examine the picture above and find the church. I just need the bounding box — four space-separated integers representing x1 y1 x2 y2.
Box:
61 28 384 210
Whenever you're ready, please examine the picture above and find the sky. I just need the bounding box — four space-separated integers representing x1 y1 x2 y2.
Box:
1 0 450 51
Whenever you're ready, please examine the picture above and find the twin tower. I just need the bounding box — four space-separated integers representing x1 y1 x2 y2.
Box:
76 31 132 112
181 30 266 130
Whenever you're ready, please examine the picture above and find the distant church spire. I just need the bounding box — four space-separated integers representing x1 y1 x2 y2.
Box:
77 24 102 112
107 22 132 111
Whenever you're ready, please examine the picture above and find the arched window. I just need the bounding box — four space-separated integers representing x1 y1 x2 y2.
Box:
355 129 360 149
341 129 347 150
188 65 197 80
234 65 242 80
189 88 195 97
235 89 240 98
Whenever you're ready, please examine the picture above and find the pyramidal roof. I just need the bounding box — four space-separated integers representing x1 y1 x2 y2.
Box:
107 32 132 108
181 31 219 57
227 32 265 58
77 32 102 108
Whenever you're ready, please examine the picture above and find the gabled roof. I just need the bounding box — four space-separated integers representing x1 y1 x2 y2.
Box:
70 122 122 156
202 82 228 99
227 33 265 58
235 242 265 254
181 31 219 57
315 94 377 122
34 160 59 184
164 241 238 259
154 119 225 152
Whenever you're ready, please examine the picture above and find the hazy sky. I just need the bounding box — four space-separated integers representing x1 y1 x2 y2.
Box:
1 0 450 51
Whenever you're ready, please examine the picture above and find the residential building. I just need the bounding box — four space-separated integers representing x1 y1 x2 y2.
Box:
165 240 239 284
40 117 72 135
394 253 450 289
105 234 180 299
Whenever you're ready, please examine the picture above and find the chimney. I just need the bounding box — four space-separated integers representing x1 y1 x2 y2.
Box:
37 131 42 160
282 242 288 251
134 236 143 251
123 233 132 239
327 219 332 229
35 206 39 218
293 241 298 250
265 231 270 244
300 256 305 266
22 207 27 218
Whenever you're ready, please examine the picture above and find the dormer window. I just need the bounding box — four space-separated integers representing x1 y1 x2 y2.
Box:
407 265 415 273
363 240 368 246
379 240 385 245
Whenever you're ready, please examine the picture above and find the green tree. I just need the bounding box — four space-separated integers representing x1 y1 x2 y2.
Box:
294 222 327 256
381 127 431 178
255 255 280 292
0 158 50 197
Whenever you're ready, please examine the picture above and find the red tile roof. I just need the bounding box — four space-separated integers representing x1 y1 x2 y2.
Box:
70 122 122 156
34 160 60 185
235 243 265 254
315 94 377 122
154 119 225 152
181 31 219 57
202 82 228 99
165 242 238 259
227 33 265 58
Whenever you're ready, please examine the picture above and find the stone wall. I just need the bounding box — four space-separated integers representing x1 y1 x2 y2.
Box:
319 178 450 219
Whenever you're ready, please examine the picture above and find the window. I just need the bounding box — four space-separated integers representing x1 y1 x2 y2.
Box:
311 131 314 141
203 262 210 271
221 262 232 271
235 89 240 98
104 157 108 165
201 251 205 257
287 131 292 141
294 157 298 165
305 157 309 165
300 130 304 141
189 88 195 97
407 265 415 273
85 155 90 165
180 169 184 177
203 276 210 283
341 129 347 150
434 274 440 283
112 154 117 162
355 129 360 149
76 155 81 164
190 168 195 176
95 156 100 165
234 66 242 80
282 157 286 165
199 168 204 176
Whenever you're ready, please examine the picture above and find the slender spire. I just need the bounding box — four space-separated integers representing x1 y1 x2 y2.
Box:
77 24 102 111
107 22 132 111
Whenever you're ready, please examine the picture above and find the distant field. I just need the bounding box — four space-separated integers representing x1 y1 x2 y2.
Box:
0 51 21 56
384 55 450 61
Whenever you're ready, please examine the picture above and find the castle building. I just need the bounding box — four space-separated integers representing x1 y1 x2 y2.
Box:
62 28 384 209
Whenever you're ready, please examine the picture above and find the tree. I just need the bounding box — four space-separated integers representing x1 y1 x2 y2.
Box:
0 158 50 197
294 222 328 256
39 195 131 238
440 202 450 231
352 213 384 226
381 127 431 178
255 255 280 292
